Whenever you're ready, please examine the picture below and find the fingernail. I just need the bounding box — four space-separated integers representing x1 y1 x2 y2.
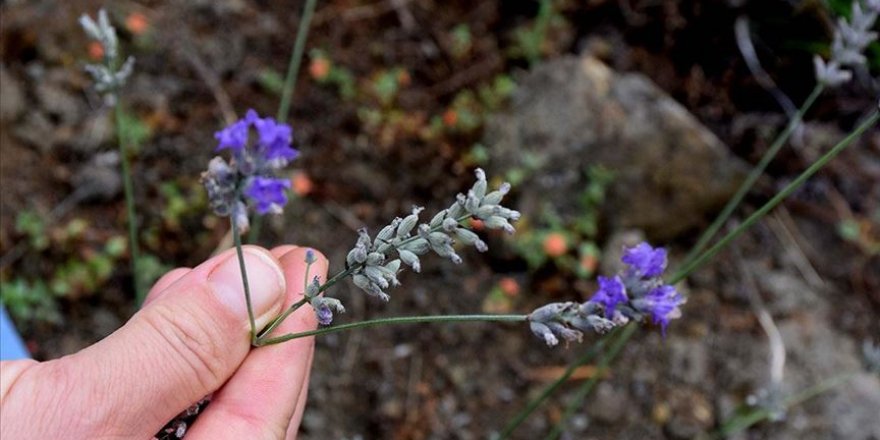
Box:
208 247 286 321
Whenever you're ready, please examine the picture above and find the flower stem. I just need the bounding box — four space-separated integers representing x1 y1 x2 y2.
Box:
681 84 825 268
715 372 855 438
544 324 637 440
277 0 318 123
672 108 879 284
255 314 527 346
248 0 318 245
231 215 257 343
496 333 611 439
114 101 144 305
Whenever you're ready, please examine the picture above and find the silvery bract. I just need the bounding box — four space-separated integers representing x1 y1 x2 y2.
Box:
345 168 519 302
814 0 879 86
79 9 136 97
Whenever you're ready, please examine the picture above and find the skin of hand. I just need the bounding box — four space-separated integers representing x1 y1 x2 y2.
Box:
0 244 326 439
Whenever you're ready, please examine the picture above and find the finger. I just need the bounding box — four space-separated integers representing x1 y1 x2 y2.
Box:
143 267 192 306
188 247 327 439
286 344 315 439
270 245 299 259
1 246 287 439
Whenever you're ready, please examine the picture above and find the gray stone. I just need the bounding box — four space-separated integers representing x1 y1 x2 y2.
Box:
587 382 629 424
484 56 748 240
36 81 82 125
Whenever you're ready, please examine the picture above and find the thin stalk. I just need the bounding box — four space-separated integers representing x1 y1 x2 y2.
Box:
255 314 527 346
248 0 318 244
277 0 318 123
545 324 637 440
672 109 879 284
231 215 257 343
495 333 612 440
682 84 824 268
114 102 144 304
256 297 308 340
716 372 855 438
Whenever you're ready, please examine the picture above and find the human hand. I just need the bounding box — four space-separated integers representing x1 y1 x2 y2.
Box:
0 245 327 439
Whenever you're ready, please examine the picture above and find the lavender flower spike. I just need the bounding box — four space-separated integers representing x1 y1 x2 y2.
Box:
201 109 298 232
344 168 518 302
529 241 685 346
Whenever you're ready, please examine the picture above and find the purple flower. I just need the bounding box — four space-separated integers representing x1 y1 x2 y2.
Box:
310 296 345 326
633 284 684 334
589 275 628 316
245 177 291 214
214 109 298 168
315 303 334 326
622 242 667 278
214 119 249 151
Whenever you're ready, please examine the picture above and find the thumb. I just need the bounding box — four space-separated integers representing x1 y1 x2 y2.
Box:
5 246 287 438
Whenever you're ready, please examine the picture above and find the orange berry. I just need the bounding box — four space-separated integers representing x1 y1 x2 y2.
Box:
397 70 411 86
542 233 568 257
442 109 458 127
470 218 484 231
88 41 104 60
292 172 314 196
579 254 597 272
309 58 331 80
498 277 520 297
125 12 149 35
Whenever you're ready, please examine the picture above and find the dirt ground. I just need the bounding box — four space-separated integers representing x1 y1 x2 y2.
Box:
1 1 879 439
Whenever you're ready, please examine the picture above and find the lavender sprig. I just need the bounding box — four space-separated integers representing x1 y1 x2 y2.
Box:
202 110 297 340
79 9 135 98
814 0 879 86
256 168 520 343
202 109 298 232
528 242 685 346
80 9 143 301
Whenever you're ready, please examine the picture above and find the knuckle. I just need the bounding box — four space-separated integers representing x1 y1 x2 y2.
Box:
140 298 230 392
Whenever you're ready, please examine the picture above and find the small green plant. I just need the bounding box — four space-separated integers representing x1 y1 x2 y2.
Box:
507 0 570 65
510 166 613 278
15 210 49 251
1 278 61 327
307 49 356 100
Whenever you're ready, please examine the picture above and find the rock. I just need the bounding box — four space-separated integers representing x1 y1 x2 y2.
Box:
669 339 709 385
484 56 748 240
588 382 629 424
664 387 714 438
0 65 26 122
72 151 123 202
36 81 82 125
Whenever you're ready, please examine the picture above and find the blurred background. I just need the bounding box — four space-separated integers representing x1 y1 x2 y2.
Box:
1 0 879 438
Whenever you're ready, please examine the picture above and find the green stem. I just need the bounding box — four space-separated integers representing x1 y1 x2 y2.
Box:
255 314 527 346
231 215 257 343
114 101 144 304
671 109 879 284
248 0 319 245
716 372 855 438
277 0 318 123
682 84 824 268
495 334 611 440
545 324 637 440
256 298 308 341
